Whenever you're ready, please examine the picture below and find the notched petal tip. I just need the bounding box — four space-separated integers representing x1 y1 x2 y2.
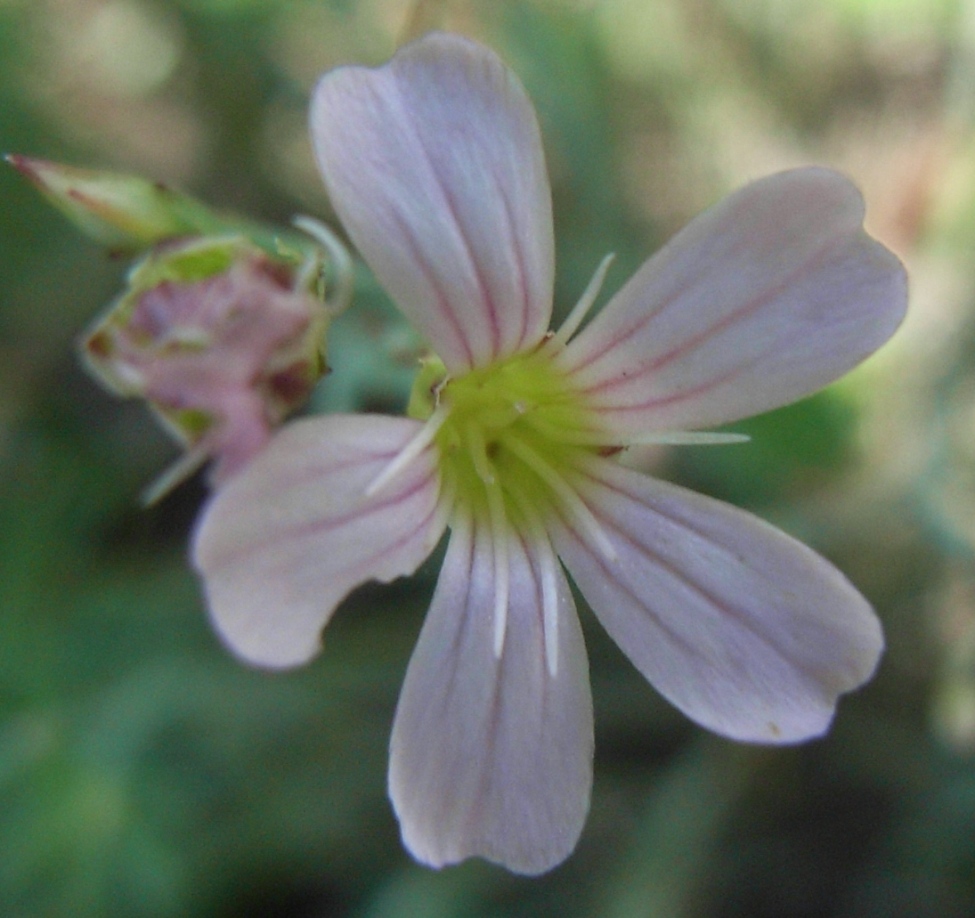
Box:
562 166 910 435
752 587 884 745
192 415 447 670
310 31 555 373
551 459 885 746
389 516 593 874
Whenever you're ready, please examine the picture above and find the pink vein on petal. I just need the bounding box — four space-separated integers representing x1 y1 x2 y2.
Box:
566 460 845 682
430 519 479 723
247 498 444 603
387 207 476 367
594 361 750 418
493 167 533 350
337 494 443 573
437 183 502 356
249 442 410 495
572 234 840 395
391 77 502 359
267 465 438 544
462 524 547 843
209 463 440 572
561 224 736 374
553 504 702 663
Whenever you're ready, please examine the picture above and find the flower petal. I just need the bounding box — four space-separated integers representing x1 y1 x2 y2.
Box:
389 512 593 875
560 168 907 434
550 458 883 743
311 32 554 372
192 415 446 669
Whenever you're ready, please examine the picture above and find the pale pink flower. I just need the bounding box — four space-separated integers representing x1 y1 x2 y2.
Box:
193 34 907 873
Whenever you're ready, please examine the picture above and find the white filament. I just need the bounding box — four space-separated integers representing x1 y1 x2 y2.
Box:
518 413 751 450
539 540 560 678
626 430 750 446
293 215 354 317
503 433 617 562
515 501 561 678
426 472 457 552
465 421 496 485
140 448 208 506
486 483 510 658
547 252 616 350
364 403 450 497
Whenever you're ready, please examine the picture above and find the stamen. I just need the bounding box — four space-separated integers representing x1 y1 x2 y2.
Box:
464 422 496 485
539 542 560 678
512 498 561 678
429 469 458 540
503 433 617 562
519 412 618 447
546 253 616 350
365 403 450 496
518 415 750 449
486 483 510 658
141 447 209 506
626 431 750 446
293 215 354 317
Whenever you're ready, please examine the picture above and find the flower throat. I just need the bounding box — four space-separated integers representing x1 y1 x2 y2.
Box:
407 347 603 528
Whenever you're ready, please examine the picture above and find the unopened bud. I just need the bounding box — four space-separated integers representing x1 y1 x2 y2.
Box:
82 233 345 499
6 155 226 251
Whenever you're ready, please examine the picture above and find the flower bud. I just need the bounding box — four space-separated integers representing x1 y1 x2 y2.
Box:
6 155 223 251
82 235 340 499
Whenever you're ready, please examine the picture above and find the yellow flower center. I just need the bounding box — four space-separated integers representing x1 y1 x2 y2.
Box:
408 343 604 529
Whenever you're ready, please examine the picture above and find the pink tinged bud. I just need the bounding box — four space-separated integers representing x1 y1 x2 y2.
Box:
6 155 224 251
81 236 331 497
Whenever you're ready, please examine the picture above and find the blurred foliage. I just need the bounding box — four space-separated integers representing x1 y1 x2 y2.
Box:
3 0 975 916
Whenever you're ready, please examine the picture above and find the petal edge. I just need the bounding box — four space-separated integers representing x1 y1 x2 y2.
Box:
193 415 446 668
389 512 593 874
561 168 908 433
311 33 555 372
551 457 882 743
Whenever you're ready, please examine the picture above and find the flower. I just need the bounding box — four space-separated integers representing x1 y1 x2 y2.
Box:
192 33 907 874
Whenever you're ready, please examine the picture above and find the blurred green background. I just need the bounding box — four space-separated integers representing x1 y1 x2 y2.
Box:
3 0 975 915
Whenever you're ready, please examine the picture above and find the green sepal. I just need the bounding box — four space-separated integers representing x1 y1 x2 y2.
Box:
5 155 301 256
